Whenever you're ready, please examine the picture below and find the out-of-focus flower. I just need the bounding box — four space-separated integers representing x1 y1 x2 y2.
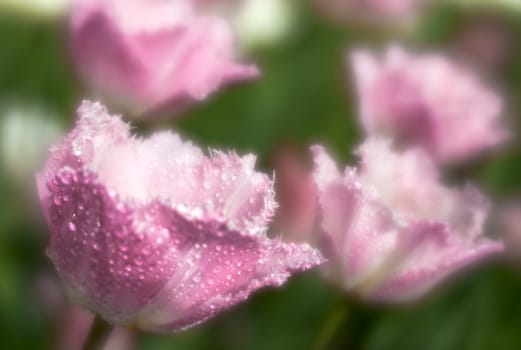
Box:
36 101 323 331
351 46 508 164
451 14 517 75
102 327 135 350
312 138 502 302
0 102 63 187
0 0 70 19
312 0 426 24
55 307 93 350
70 0 259 116
271 145 317 244
232 0 295 50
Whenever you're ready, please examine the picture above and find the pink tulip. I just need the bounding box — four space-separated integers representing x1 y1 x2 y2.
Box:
312 138 503 302
351 46 507 164
36 101 323 331
70 0 258 115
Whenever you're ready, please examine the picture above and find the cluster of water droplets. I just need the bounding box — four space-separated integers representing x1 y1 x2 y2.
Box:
46 168 182 325
120 138 277 237
135 217 324 331
135 217 264 330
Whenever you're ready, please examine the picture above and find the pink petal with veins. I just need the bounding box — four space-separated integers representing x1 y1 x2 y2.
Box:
373 235 503 301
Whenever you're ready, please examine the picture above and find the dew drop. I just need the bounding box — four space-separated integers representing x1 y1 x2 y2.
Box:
114 230 127 238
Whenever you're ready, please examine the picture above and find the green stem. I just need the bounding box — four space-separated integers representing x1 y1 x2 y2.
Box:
83 315 114 350
311 301 349 350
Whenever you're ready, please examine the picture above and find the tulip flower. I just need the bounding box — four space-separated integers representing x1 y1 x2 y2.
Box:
350 46 507 164
312 138 502 302
36 101 323 331
70 0 259 116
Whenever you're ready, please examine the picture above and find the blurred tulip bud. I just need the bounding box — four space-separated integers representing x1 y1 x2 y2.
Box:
311 138 503 302
36 101 323 331
271 145 317 244
451 14 517 75
55 307 94 350
350 45 508 165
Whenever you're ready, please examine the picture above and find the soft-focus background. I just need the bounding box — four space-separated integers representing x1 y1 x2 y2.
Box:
2 1 521 349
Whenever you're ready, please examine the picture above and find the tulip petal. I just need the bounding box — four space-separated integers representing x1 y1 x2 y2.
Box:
371 238 503 302
44 169 178 324
134 209 322 331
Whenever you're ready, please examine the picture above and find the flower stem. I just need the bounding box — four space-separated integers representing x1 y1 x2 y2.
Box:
83 315 113 350
311 301 349 350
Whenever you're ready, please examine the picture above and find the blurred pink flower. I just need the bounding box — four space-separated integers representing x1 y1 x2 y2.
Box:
71 0 258 116
451 15 517 75
312 0 424 23
351 46 508 164
55 307 93 350
53 305 136 350
36 101 323 331
312 138 503 302
271 145 317 244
